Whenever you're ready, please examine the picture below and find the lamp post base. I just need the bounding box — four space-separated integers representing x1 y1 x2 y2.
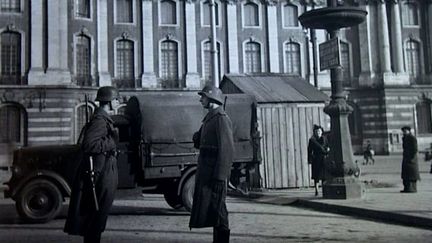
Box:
322 177 364 199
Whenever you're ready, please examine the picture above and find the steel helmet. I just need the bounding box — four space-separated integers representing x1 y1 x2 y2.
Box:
198 85 224 105
95 86 120 102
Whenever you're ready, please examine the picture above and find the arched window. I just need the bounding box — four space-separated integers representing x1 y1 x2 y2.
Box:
76 0 90 18
76 35 91 86
340 41 351 87
416 100 432 134
0 104 25 144
244 41 261 73
75 104 94 141
244 2 259 27
116 39 135 87
116 0 133 23
160 0 176 25
283 3 298 27
405 39 421 81
203 40 221 83
0 31 21 85
202 0 219 26
402 2 418 26
284 42 301 75
160 40 179 88
1 0 20 12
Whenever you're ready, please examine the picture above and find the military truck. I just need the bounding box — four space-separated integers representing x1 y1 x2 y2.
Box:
3 91 260 223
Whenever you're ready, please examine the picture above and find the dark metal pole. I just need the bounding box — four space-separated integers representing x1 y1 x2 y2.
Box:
209 0 219 87
311 2 318 87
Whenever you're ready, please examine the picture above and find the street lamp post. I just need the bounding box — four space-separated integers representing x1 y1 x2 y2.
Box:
209 0 219 87
299 0 367 199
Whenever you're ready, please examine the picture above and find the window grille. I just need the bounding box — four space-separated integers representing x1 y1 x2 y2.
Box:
76 35 91 86
160 40 179 88
0 31 21 85
203 41 221 83
0 0 20 12
284 42 301 75
245 41 261 73
116 40 135 87
406 40 420 80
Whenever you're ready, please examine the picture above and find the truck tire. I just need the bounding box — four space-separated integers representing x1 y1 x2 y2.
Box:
163 190 183 210
181 174 195 212
16 178 63 223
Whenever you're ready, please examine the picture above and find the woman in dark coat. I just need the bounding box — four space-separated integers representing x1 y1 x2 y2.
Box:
308 125 329 196
400 126 420 193
64 86 120 243
189 85 234 243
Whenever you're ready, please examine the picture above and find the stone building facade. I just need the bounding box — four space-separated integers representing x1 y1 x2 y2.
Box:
0 0 431 167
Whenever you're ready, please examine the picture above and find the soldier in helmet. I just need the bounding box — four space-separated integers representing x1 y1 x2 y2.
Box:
64 86 120 243
189 85 234 243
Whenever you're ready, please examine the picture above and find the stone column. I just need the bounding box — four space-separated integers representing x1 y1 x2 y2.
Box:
141 0 157 88
28 0 45 84
428 0 432 81
358 3 375 87
266 1 280 73
377 0 392 74
97 0 112 86
185 0 201 88
226 0 239 73
45 1 71 84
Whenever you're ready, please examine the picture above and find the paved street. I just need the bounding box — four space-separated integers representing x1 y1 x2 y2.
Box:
0 191 431 243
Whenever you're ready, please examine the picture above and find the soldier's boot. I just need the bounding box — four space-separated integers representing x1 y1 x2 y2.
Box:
83 233 101 243
214 227 230 243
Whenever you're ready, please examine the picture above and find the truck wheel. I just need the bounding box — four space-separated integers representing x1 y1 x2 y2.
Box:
181 174 195 212
163 190 183 210
16 178 63 223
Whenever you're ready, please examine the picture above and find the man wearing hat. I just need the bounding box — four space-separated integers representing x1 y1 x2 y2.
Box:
65 86 120 243
400 126 420 193
189 85 234 243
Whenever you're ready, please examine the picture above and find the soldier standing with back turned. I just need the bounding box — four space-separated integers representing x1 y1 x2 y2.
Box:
64 86 120 243
400 126 420 193
189 85 235 243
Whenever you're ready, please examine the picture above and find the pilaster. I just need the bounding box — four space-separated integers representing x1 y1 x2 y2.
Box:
226 1 239 74
141 0 158 88
266 2 280 73
97 0 112 86
28 0 45 84
185 1 201 89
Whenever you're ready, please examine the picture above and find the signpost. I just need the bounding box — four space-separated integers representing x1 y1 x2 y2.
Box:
319 37 341 71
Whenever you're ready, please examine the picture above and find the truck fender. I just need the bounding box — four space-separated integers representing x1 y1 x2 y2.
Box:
177 166 197 196
11 170 71 199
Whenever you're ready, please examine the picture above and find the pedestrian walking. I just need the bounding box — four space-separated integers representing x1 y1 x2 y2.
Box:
308 125 329 196
189 85 234 243
363 140 375 165
64 86 120 243
400 126 420 193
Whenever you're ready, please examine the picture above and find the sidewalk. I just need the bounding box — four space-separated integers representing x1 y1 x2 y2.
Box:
236 155 432 230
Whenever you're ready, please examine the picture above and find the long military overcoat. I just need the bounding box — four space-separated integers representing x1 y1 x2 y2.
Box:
189 107 234 228
307 135 329 180
64 107 118 236
401 133 420 181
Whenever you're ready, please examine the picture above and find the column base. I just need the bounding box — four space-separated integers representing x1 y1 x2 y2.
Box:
322 176 364 199
27 68 46 85
383 72 410 86
185 73 201 89
141 73 158 88
98 72 112 87
45 69 72 85
359 71 378 87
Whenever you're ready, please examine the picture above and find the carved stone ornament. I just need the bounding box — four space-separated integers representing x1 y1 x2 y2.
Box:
6 23 16 32
121 32 130 39
80 26 89 36
265 0 278 6
224 0 239 4
184 0 198 4
166 33 174 40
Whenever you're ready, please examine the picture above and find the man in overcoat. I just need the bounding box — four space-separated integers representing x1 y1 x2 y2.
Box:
64 86 120 243
307 125 329 196
400 126 420 193
189 85 234 243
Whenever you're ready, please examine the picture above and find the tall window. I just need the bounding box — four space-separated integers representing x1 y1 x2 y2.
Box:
0 31 21 85
160 0 176 25
340 41 351 87
244 41 261 73
0 104 23 144
0 0 20 12
416 100 432 134
203 0 219 26
160 40 179 88
283 3 298 27
76 0 90 18
203 41 221 83
244 2 259 27
402 2 418 26
116 40 135 87
117 0 133 23
406 40 421 81
75 104 93 141
76 35 91 86
284 42 301 75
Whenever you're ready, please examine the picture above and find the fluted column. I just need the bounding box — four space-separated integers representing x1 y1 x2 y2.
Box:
266 1 280 73
390 0 404 73
358 2 375 86
377 0 392 74
45 1 71 84
97 0 112 86
226 0 239 73
185 0 201 88
141 0 157 88
28 0 45 84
